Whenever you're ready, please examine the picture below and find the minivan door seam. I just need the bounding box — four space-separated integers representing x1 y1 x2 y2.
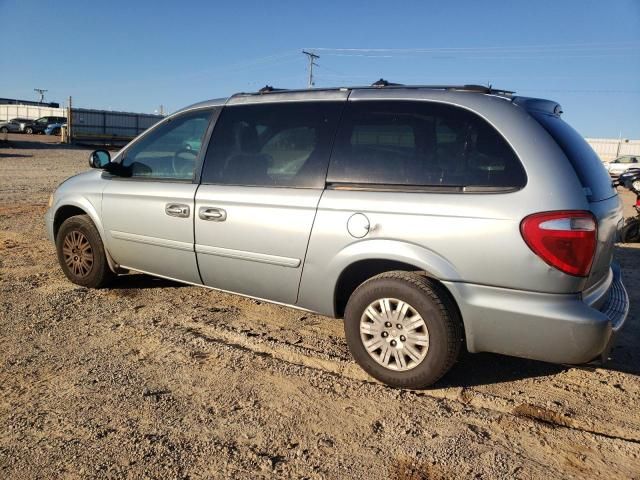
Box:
294 95 350 304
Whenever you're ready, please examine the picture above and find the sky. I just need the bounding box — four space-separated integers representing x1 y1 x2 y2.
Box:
0 0 639 138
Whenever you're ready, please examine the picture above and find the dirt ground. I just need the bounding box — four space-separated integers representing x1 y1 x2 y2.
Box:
1 134 639 479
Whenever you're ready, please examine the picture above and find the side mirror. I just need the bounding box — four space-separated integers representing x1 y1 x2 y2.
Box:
89 149 110 169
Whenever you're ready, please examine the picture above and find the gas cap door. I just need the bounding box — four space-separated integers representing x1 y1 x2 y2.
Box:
347 213 370 238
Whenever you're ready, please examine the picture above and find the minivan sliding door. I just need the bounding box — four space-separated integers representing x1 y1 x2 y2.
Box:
195 100 343 304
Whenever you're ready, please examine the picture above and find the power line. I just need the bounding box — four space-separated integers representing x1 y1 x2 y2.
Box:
304 41 640 54
319 52 639 60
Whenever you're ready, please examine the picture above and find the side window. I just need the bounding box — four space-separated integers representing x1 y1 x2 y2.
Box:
201 102 343 188
327 101 526 189
121 109 212 180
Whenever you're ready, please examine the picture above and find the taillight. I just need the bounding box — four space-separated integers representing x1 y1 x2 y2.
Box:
520 211 597 277
635 198 640 207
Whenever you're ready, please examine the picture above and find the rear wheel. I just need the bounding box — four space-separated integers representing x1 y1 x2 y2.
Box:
0 127 8 133
344 271 463 388
621 218 640 243
25 126 33 134
55 215 114 288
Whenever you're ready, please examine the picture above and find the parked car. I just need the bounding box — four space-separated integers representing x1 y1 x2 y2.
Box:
45 84 628 388
45 122 66 135
0 117 32 133
604 155 640 176
26 116 66 134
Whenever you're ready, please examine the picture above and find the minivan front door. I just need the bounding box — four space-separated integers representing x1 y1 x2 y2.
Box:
101 108 214 284
194 99 344 304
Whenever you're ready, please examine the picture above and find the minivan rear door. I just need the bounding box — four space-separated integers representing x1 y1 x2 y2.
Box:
194 98 344 304
532 111 621 289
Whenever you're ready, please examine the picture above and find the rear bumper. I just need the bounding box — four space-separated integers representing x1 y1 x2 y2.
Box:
595 264 629 362
443 264 629 365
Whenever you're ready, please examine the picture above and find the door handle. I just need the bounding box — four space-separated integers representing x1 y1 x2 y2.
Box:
199 206 227 221
165 203 190 218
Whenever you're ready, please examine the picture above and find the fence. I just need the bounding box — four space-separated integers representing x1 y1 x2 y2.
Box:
0 104 163 144
70 108 162 143
586 138 640 162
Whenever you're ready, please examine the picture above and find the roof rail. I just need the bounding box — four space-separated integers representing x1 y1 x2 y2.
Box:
450 84 515 95
368 82 514 95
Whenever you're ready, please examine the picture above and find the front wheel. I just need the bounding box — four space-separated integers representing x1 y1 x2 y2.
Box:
0 127 8 133
25 127 33 134
55 215 115 288
344 271 463 388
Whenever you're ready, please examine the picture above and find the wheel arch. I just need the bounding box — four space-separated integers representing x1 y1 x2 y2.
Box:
53 204 89 239
52 200 118 273
334 259 427 318
316 239 462 318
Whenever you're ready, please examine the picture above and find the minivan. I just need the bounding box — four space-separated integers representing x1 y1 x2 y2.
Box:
45 84 629 388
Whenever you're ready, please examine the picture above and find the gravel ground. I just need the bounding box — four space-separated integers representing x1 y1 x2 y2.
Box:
1 134 639 479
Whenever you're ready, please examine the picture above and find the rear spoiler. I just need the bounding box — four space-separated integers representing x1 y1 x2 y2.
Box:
512 96 563 116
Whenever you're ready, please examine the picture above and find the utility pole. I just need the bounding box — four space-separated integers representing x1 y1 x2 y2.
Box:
67 96 73 144
302 50 319 88
34 88 48 104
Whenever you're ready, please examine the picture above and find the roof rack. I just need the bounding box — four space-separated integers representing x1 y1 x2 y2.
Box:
257 85 286 94
371 78 405 87
234 83 515 97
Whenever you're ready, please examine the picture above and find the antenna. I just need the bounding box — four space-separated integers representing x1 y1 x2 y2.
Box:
302 50 320 88
34 88 48 103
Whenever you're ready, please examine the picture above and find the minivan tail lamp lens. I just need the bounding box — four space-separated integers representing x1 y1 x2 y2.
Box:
520 211 597 277
538 217 596 231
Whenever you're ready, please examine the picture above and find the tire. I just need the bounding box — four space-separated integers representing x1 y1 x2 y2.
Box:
0 127 8 133
344 271 463 388
25 127 33 134
55 215 115 288
621 218 640 243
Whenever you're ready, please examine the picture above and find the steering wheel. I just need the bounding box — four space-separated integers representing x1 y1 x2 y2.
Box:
172 147 197 178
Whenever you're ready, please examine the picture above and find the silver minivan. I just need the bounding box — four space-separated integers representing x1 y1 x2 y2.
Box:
45 84 629 388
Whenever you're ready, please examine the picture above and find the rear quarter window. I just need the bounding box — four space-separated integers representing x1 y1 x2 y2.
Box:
327 100 527 190
532 112 615 202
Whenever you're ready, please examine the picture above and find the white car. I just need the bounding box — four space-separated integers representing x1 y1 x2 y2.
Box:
605 155 640 176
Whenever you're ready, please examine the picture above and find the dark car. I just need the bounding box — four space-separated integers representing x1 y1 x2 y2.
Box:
26 116 67 134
